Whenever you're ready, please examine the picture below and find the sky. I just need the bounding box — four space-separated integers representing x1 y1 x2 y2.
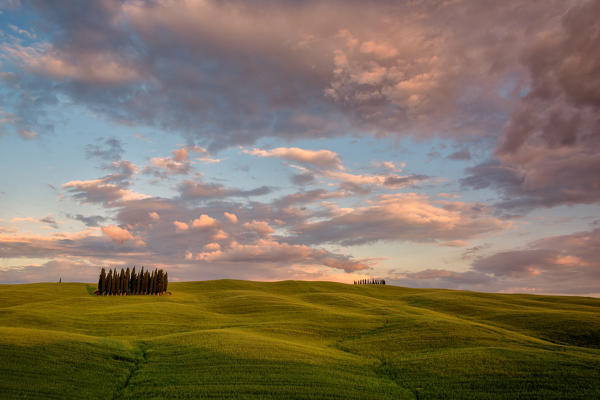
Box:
0 0 599 296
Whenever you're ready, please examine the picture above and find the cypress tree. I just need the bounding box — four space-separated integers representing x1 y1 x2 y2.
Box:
157 270 163 294
149 270 155 295
105 269 112 295
125 267 131 295
154 269 158 294
119 268 124 295
116 268 121 295
112 268 118 295
143 271 149 294
130 267 136 294
164 272 168 293
107 269 113 295
108 269 112 295
137 268 142 294
98 268 106 294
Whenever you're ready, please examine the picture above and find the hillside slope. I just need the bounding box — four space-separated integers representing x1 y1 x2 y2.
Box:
1 280 599 399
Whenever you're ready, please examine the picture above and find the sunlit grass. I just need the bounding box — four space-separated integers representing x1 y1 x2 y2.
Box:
0 280 598 399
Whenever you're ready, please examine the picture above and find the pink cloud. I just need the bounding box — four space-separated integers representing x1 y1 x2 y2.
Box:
390 228 600 296
101 225 135 244
144 147 192 178
224 212 238 224
359 40 398 59
293 193 508 246
191 214 218 229
243 220 274 236
245 147 343 169
188 238 370 273
172 147 188 162
173 221 189 231
4 42 141 85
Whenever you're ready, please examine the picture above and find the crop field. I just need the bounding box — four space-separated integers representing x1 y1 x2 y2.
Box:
0 280 599 399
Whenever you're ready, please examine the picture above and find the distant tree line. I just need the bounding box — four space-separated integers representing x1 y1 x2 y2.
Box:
96 267 168 296
354 279 386 285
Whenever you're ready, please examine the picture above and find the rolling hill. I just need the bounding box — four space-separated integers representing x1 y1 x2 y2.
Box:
1 280 599 399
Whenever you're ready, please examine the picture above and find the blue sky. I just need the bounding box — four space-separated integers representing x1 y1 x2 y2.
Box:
1 0 599 296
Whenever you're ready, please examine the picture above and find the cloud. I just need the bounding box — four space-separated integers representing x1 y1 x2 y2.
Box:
5 1 571 146
15 44 141 85
462 0 600 211
187 145 222 163
0 228 145 261
11 217 36 223
243 220 274 236
247 145 426 192
173 220 189 231
100 225 135 244
143 147 192 178
383 174 428 187
67 214 107 227
85 137 125 162
191 214 218 229
11 215 58 229
224 212 238 224
291 172 315 185
273 189 346 209
61 159 147 206
389 228 600 296
292 193 508 246
447 149 471 161
359 40 398 59
38 215 59 229
187 238 371 273
177 179 271 201
245 147 343 170
63 178 148 206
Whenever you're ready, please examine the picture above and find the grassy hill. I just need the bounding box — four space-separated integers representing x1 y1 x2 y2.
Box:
1 280 599 399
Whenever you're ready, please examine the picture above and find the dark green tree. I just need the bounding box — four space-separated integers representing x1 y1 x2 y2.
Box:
157 269 164 294
152 270 155 295
98 268 106 294
106 269 113 295
129 267 136 294
112 268 118 295
143 270 149 294
125 267 131 295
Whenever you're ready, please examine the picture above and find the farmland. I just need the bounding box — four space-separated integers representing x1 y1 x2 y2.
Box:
1 280 599 399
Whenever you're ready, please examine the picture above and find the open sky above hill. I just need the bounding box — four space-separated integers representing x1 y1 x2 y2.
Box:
1 0 599 296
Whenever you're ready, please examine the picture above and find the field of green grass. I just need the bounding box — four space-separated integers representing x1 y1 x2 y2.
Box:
1 280 599 399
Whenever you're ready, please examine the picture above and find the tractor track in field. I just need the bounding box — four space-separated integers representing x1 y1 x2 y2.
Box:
113 343 147 400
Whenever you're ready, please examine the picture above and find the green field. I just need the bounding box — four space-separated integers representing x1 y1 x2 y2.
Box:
1 280 599 399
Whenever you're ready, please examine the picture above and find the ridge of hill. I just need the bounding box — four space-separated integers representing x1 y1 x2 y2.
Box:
1 280 599 399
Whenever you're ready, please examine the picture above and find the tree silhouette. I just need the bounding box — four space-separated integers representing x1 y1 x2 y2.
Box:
98 268 106 294
96 267 169 296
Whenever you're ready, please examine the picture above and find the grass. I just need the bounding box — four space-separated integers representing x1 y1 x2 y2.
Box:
0 280 598 399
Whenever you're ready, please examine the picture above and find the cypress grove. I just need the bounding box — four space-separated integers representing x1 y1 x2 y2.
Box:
95 267 169 296
353 278 386 285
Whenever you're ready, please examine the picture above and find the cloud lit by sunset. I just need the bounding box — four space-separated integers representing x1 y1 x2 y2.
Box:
1 0 599 296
